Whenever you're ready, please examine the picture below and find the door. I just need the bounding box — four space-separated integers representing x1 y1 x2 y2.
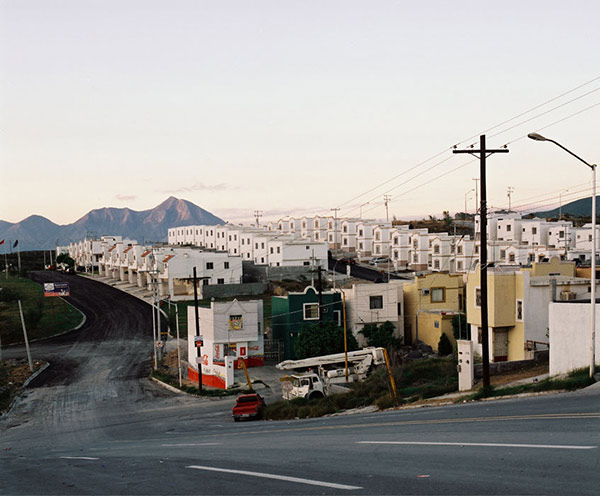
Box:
493 329 509 362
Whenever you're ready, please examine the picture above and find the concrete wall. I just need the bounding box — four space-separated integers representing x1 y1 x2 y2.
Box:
201 282 267 299
549 302 599 376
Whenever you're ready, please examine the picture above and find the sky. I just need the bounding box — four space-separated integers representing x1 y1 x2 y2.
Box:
1 0 599 226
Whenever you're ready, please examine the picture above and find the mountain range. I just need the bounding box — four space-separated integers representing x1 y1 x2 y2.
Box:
533 196 600 219
0 197 224 251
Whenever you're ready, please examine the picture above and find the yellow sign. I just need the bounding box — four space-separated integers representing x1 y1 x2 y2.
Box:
229 314 243 330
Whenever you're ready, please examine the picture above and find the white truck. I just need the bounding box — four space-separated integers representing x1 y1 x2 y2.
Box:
276 347 386 400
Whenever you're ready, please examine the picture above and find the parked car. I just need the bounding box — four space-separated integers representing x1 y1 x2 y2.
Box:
369 257 389 265
339 257 356 265
232 393 266 421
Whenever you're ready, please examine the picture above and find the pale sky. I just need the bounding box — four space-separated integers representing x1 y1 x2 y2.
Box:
1 0 599 226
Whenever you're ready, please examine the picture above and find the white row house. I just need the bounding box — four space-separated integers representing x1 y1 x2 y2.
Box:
63 237 243 301
169 224 328 268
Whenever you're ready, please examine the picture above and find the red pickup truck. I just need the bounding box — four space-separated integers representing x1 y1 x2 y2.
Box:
232 393 266 421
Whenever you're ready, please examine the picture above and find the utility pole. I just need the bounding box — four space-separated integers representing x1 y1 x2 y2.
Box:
383 195 392 222
193 266 203 391
507 186 515 211
317 266 324 329
254 210 263 227
473 178 480 214
331 207 340 253
454 135 509 390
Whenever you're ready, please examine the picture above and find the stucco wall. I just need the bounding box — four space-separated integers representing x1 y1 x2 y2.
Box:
549 302 600 376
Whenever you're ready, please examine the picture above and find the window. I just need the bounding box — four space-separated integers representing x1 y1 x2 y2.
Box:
509 253 516 262
270 247 273 254
261 243 265 249
277 247 280 253
255 243 258 249
224 262 229 269
303 261 310 266
303 303 319 320
343 226 347 233
500 249 506 259
559 230 565 238
434 245 440 254
203 279 209 285
434 260 440 269
397 302 402 316
394 250 398 258
359 243 363 250
359 230 363 236
457 261 463 271
343 239 348 246
369 295 383 309
457 245 463 255
217 278 224 284
375 232 380 241
475 245 479 254
507 225 512 232
516 299 523 321
206 262 214 270
333 310 342 326
532 227 537 235
431 287 445 303
475 287 481 307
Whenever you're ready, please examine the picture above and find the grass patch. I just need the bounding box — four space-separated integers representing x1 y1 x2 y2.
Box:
263 357 459 420
150 369 252 397
0 276 83 345
460 367 595 401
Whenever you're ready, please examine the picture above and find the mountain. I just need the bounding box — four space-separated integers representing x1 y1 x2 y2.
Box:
0 197 224 251
533 196 600 219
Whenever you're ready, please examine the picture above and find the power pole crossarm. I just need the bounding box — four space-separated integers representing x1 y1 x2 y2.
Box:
453 135 509 391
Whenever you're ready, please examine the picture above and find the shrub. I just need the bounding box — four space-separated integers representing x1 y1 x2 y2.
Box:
438 333 453 356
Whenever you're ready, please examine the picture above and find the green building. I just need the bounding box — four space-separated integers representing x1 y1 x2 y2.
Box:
271 286 343 360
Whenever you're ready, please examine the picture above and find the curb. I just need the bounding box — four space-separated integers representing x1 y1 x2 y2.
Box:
1 361 50 419
149 375 195 396
23 361 50 388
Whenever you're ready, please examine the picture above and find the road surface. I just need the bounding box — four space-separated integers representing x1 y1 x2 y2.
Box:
1 273 599 494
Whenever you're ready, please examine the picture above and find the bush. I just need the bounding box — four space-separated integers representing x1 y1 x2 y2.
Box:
295 321 359 359
359 321 402 349
438 333 453 356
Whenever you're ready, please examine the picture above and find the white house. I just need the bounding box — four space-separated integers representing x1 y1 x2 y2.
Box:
187 299 264 389
344 281 404 346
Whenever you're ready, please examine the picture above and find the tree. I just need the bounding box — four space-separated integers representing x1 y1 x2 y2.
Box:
443 210 453 229
56 253 75 268
438 332 453 356
451 314 470 340
294 321 358 359
359 321 401 349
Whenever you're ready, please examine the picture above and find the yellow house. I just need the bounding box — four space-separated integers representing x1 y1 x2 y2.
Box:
403 272 465 350
466 257 586 362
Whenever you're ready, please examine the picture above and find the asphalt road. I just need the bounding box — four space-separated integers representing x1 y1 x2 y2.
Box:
2 273 599 495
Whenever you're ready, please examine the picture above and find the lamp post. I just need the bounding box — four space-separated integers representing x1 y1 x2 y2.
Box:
528 132 596 378
464 189 474 219
359 202 370 220
559 189 569 221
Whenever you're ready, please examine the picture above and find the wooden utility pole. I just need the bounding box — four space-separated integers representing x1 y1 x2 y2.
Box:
453 135 509 390
193 266 202 391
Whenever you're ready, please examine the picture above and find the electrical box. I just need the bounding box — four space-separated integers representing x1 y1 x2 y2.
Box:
457 340 474 391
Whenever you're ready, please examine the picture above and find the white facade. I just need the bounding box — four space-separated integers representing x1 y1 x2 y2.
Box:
187 299 265 388
345 281 404 346
549 301 600 376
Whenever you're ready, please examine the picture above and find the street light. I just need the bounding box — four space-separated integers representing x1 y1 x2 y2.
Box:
464 189 474 219
559 189 569 221
528 132 597 378
359 202 370 220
